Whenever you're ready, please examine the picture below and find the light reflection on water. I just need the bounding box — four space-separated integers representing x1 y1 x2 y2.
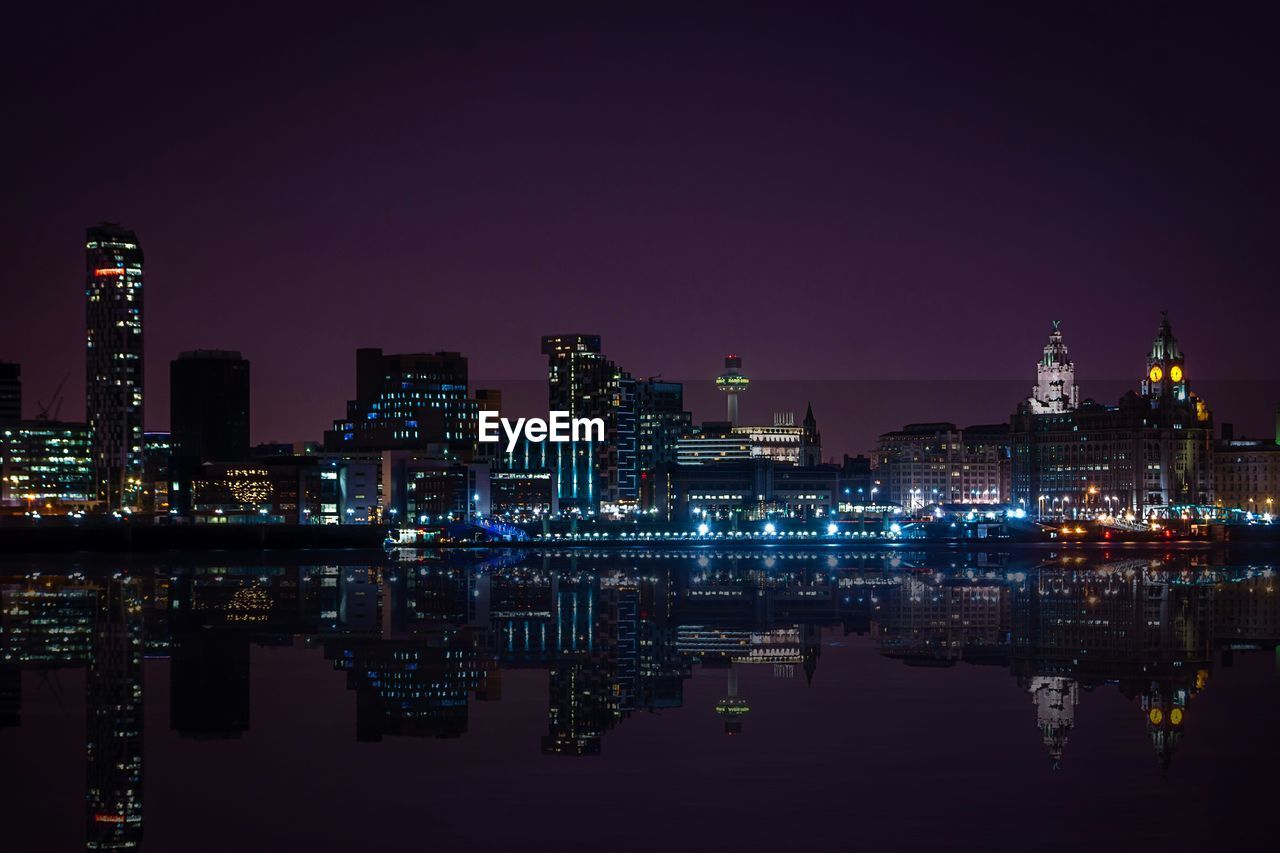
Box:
1 547 1278 852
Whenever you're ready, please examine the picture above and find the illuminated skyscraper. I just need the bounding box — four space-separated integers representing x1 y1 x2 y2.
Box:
540 334 618 510
86 224 145 509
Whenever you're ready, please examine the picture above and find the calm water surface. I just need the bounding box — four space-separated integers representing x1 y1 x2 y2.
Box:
1 547 1277 852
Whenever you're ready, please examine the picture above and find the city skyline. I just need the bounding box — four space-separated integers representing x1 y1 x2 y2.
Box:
5 3 1280 453
7 255 1280 461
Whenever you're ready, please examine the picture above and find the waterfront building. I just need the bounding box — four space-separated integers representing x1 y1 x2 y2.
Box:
381 454 490 522
874 422 1008 510
650 458 841 520
0 361 19 422
636 379 691 471
170 350 250 464
675 421 750 466
611 372 639 504
85 223 145 510
1010 314 1214 516
540 334 618 511
140 432 171 515
0 420 94 508
677 409 821 467
1212 419 1280 514
169 350 250 514
324 349 488 456
490 470 558 519
1027 321 1079 414
189 459 324 523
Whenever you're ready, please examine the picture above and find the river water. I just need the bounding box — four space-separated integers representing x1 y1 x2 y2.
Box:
1 546 1277 852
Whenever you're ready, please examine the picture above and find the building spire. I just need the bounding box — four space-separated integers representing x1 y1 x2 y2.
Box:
1028 321 1078 414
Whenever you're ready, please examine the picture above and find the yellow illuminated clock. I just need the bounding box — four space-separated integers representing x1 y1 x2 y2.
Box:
1148 366 1164 383
1148 707 1163 725
1170 707 1183 726
1170 365 1183 383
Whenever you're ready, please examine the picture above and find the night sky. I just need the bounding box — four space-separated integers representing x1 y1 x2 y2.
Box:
5 2 1278 454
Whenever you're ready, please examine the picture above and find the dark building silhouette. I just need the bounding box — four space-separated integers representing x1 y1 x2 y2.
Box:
85 223 145 510
170 351 250 464
0 361 19 422
169 351 250 513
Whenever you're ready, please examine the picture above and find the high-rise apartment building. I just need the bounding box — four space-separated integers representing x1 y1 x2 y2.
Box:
85 224 145 509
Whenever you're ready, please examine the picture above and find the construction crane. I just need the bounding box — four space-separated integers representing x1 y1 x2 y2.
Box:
36 371 70 421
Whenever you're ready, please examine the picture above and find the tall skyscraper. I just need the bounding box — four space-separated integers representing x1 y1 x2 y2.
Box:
0 361 19 422
86 224 144 509
540 334 619 510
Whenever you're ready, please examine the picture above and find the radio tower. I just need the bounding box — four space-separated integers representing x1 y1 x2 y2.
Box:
715 355 750 426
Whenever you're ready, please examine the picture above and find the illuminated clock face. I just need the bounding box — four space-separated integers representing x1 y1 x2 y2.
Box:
1170 707 1183 726
1170 365 1183 383
1148 707 1163 725
1148 366 1164 383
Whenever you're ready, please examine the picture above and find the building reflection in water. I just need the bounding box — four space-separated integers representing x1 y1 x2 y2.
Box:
85 576 144 851
0 548 1278 846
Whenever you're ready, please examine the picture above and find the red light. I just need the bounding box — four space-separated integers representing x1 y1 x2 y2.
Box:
94 268 125 277
94 814 124 824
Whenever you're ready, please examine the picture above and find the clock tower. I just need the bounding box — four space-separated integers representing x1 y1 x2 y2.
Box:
1142 311 1187 402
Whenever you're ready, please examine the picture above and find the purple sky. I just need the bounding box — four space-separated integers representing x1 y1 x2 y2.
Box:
4 2 1278 454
